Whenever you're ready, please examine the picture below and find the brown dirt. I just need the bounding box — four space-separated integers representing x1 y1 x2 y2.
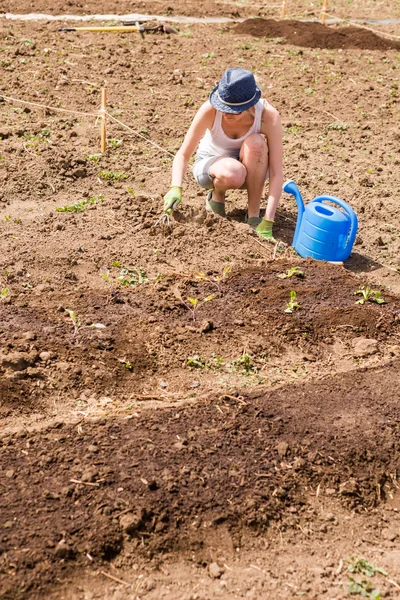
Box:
1 1 400 599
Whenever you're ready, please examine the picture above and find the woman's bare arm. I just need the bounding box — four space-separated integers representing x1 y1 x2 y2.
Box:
171 101 215 186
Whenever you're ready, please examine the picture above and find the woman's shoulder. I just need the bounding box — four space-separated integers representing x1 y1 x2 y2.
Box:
261 99 281 125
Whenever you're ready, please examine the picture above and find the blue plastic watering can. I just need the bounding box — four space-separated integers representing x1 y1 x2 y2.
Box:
284 180 358 263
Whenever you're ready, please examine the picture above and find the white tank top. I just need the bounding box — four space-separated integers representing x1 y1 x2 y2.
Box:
196 99 264 160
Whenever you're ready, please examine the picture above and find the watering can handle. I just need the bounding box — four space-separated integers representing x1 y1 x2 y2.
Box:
311 195 359 249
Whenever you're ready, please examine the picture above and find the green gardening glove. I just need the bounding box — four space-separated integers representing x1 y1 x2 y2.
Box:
163 186 182 214
255 218 277 242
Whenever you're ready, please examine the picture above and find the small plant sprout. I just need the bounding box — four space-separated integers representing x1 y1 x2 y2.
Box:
231 352 257 374
65 309 81 338
285 290 300 313
355 286 386 305
56 194 103 213
348 557 387 578
98 170 128 183
117 267 150 286
174 288 215 321
194 266 231 294
109 138 123 148
277 266 305 279
187 355 206 369
65 309 106 339
0 287 9 300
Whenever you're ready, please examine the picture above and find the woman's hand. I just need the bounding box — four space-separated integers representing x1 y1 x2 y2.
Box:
163 186 182 214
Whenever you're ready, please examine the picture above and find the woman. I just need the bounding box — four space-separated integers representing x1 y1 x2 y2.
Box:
163 67 283 240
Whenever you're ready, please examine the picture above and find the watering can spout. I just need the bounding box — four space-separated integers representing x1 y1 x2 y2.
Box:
283 180 304 247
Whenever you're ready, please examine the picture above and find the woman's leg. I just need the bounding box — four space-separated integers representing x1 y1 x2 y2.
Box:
209 157 247 205
239 133 269 218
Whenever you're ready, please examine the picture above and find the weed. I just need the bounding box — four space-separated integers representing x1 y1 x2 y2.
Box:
229 353 257 375
0 287 9 300
117 267 150 286
56 194 103 213
328 121 348 131
98 170 128 183
346 577 381 598
348 558 387 578
355 287 386 305
277 266 305 279
87 153 102 162
285 290 300 313
187 355 206 369
109 138 123 148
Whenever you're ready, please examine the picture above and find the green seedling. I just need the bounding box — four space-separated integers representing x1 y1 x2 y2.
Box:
109 138 123 148
230 352 257 375
355 286 386 305
285 290 300 313
100 267 118 298
65 309 106 339
65 309 81 338
277 266 305 279
187 355 206 369
346 577 381 599
87 153 102 162
56 194 103 213
117 267 149 286
348 558 387 578
174 287 215 321
328 121 348 131
99 170 128 183
1 287 9 300
194 266 231 293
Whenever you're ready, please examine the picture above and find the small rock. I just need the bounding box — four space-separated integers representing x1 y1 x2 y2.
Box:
23 331 36 341
160 381 168 388
339 479 359 496
55 538 74 559
39 351 52 361
352 337 378 357
5 469 15 478
199 319 214 333
119 510 144 535
81 468 98 483
382 527 397 542
87 445 98 453
276 441 289 457
209 562 224 579
190 381 200 388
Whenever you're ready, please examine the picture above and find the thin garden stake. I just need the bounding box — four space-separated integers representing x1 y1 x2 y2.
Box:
321 0 328 24
100 87 107 153
281 0 287 19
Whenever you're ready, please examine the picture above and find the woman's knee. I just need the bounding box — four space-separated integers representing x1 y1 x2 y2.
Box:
241 133 268 159
212 159 247 189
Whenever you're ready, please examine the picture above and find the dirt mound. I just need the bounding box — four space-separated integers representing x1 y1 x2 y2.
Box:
1 362 400 598
235 18 400 50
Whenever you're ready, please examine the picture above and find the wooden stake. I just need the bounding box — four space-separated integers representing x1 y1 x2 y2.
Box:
100 87 107 153
321 0 328 24
281 0 287 19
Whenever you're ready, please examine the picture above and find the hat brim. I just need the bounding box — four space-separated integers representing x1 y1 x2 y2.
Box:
209 84 261 114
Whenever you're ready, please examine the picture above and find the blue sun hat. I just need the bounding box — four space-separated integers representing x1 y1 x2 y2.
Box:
209 68 262 114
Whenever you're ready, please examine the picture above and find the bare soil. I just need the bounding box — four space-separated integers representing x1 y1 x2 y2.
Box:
1 1 400 599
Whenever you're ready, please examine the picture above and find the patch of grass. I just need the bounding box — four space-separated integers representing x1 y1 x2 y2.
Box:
56 194 103 213
328 121 348 131
98 170 128 183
